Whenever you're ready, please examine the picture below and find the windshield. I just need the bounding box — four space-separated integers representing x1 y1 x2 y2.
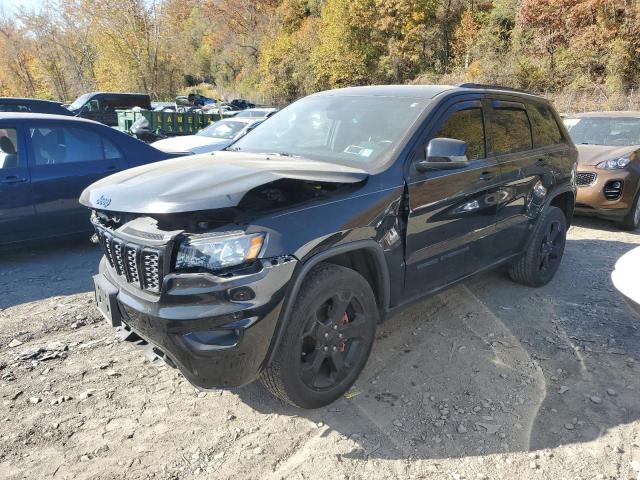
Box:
567 117 640 146
197 120 247 139
69 93 93 111
230 95 427 170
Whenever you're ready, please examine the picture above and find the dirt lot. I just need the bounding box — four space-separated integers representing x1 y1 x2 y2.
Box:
1 218 639 480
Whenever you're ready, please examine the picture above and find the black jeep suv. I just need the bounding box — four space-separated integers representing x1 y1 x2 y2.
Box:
81 84 577 408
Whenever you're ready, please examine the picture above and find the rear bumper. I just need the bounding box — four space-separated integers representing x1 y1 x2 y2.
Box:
97 255 297 389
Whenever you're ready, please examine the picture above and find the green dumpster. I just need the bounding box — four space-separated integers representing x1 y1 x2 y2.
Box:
116 110 221 136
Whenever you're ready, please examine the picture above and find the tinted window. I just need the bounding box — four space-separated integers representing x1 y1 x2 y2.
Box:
491 108 532 155
30 126 119 165
103 137 124 160
0 127 19 169
0 103 30 112
529 105 563 147
435 108 486 160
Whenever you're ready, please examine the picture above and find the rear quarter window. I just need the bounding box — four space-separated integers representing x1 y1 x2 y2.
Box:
491 108 532 155
528 104 564 147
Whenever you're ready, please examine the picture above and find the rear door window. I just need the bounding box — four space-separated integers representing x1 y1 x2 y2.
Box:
0 103 30 112
29 126 120 165
528 104 564 147
0 127 20 168
490 107 533 155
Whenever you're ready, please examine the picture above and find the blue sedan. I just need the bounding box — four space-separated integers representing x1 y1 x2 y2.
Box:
0 113 175 246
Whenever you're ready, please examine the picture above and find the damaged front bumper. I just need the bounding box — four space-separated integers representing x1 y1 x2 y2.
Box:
94 254 297 389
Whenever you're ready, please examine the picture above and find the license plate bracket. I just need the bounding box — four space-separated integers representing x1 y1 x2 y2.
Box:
93 274 122 327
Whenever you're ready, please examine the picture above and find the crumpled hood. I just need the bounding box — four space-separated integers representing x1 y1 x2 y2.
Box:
80 151 368 214
577 144 638 166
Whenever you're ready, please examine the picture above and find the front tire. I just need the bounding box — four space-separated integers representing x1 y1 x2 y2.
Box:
620 191 640 231
261 263 378 409
509 206 567 287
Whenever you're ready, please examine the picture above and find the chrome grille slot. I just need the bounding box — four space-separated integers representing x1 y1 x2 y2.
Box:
576 172 597 187
102 233 116 268
125 246 140 284
142 251 161 292
112 239 125 276
94 226 163 294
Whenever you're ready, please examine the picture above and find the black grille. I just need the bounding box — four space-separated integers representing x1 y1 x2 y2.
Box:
97 228 163 293
576 172 597 187
603 180 623 200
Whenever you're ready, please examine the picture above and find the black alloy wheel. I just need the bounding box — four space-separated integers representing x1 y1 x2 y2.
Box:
261 263 378 408
299 292 367 390
538 219 564 275
509 206 567 287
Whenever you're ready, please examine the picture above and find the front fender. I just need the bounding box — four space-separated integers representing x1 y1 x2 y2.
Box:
260 240 391 371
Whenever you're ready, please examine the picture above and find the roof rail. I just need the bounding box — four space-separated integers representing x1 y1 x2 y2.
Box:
455 83 535 95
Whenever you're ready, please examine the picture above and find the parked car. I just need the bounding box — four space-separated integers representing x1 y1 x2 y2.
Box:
233 108 278 119
228 99 255 110
564 112 640 229
0 113 174 246
0 97 73 116
151 118 263 154
68 92 152 127
81 84 576 408
611 246 640 317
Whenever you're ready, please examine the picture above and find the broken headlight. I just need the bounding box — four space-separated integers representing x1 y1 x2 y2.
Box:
175 232 265 272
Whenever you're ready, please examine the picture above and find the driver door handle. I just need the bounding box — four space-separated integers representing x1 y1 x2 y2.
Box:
1 175 28 185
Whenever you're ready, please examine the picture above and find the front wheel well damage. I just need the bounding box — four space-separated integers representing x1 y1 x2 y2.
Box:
320 249 387 321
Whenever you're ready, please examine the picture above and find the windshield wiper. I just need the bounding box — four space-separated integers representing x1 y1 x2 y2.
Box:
262 152 300 158
226 145 242 151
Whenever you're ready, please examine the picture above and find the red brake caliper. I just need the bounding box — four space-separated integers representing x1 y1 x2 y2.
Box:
339 312 349 352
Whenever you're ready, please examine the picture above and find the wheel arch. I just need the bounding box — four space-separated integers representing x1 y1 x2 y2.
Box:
262 240 391 369
548 188 576 226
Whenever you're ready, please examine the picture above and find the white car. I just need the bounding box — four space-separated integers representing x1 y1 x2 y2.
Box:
612 246 640 317
233 108 278 119
152 118 263 155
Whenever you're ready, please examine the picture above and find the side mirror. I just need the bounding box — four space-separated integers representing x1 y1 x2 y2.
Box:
416 137 469 172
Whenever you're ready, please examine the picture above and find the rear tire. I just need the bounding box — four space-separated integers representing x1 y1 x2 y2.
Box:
509 206 567 287
620 191 640 231
261 263 378 409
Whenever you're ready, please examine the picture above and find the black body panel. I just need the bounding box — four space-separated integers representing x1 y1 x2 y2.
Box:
87 85 577 389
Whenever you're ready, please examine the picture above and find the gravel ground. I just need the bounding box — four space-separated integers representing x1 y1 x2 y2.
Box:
1 217 639 480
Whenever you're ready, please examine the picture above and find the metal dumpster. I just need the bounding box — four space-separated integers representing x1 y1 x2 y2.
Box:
116 109 221 136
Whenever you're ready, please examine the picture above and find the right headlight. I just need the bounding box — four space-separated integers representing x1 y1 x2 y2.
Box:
596 155 631 170
175 232 266 272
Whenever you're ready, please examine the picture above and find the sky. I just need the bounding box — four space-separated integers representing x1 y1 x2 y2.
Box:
0 0 44 14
